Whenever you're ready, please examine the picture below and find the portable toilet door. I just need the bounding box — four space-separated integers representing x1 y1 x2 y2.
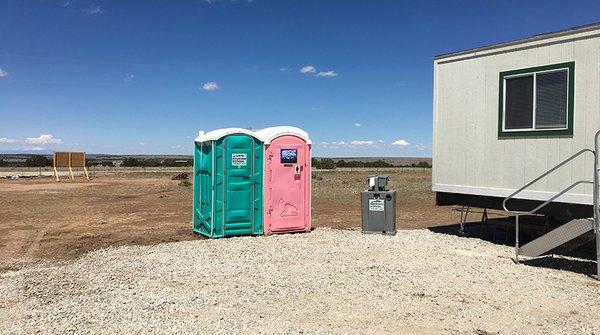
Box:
193 128 264 238
256 126 312 235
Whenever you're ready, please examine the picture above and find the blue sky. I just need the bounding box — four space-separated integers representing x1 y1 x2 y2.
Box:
1 0 600 157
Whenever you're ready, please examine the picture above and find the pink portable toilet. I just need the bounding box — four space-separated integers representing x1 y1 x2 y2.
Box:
255 126 312 235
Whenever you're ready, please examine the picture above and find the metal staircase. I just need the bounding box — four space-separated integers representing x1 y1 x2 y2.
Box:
503 130 600 278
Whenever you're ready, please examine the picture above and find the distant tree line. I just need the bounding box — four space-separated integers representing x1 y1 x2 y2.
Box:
0 156 53 167
0 155 193 168
311 158 431 170
120 158 192 167
87 160 115 167
1 155 430 169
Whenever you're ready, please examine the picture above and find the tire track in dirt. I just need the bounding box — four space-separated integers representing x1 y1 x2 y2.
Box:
23 214 56 261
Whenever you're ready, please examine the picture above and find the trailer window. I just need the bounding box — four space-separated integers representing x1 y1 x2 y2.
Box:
504 75 534 130
498 62 574 137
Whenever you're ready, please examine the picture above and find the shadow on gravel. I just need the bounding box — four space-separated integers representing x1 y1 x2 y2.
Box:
520 255 596 276
428 214 597 277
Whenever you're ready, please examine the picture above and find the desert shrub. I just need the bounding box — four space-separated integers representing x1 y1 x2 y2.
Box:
25 155 51 167
319 158 336 169
312 158 335 169
121 157 142 167
161 159 192 167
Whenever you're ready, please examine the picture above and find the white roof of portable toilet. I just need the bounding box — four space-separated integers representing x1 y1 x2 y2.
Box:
194 128 257 144
254 126 312 145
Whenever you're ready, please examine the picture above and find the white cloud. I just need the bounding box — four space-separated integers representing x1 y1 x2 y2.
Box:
25 134 62 145
317 70 338 77
325 141 346 148
0 137 18 143
201 82 219 91
355 122 362 127
124 74 135 82
392 139 410 147
300 65 316 74
0 68 8 78
85 5 103 15
279 67 290 71
139 142 146 146
320 141 351 149
350 140 374 146
414 143 430 151
27 147 45 151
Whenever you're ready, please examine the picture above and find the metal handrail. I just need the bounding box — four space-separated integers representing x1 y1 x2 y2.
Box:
503 148 595 214
506 180 593 215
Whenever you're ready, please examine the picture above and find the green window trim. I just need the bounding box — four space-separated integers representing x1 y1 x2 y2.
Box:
498 61 574 138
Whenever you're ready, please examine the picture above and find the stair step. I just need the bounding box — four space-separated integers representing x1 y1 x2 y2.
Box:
519 218 594 257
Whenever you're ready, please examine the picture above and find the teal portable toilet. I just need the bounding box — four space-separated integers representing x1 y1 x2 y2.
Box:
193 128 264 238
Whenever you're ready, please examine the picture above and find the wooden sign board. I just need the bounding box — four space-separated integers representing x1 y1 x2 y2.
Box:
53 152 89 181
54 152 71 168
70 152 86 167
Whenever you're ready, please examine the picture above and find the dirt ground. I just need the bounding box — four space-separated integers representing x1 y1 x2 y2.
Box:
0 168 502 272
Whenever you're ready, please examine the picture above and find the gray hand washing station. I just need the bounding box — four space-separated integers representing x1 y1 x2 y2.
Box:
361 175 397 235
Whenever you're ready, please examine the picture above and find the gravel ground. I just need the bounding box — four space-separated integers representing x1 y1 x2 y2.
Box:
1 228 600 334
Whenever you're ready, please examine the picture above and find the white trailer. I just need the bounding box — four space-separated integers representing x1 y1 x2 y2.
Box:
433 24 600 215
433 24 600 275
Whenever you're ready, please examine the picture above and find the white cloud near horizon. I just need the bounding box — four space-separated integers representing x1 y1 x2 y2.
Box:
0 68 8 78
322 140 392 148
317 70 338 77
0 137 18 143
350 140 374 146
25 134 62 145
392 139 410 147
300 65 316 74
355 122 362 127
320 141 348 148
414 143 430 151
201 82 219 91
